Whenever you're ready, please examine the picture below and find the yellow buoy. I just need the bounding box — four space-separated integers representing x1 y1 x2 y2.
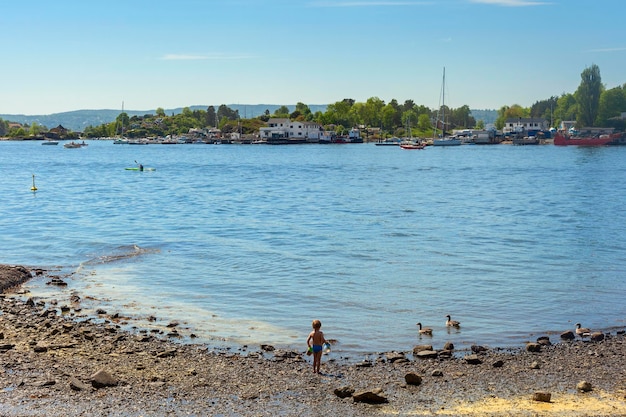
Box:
31 174 37 191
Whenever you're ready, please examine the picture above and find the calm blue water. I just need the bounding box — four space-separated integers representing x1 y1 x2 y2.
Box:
1 140 625 356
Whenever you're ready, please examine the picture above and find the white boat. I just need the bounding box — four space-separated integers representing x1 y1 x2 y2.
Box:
41 140 59 145
432 67 461 147
64 141 82 148
512 136 539 145
433 137 461 146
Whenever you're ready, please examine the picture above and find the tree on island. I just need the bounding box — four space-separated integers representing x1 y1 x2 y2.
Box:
576 64 603 127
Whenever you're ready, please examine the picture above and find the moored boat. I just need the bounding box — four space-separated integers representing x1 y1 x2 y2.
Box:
554 132 618 146
433 137 462 146
512 136 539 145
63 141 83 148
432 68 461 147
375 137 402 146
399 141 425 150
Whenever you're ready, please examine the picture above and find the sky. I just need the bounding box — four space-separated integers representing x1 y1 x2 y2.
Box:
2 0 625 115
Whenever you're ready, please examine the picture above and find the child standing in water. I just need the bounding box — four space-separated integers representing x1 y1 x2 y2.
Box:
307 319 328 374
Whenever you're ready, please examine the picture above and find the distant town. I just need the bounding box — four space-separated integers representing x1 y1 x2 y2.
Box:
1 64 624 146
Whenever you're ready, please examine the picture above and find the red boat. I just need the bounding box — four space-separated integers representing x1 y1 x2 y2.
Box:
553 132 619 146
399 142 425 150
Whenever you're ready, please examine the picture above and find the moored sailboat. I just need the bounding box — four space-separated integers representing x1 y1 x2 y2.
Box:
432 67 461 147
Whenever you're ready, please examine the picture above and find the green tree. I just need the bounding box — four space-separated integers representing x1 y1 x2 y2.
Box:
417 113 431 132
450 105 474 129
29 122 45 136
156 107 166 117
596 85 626 126
381 103 397 132
324 99 354 128
530 96 558 125
362 97 385 127
495 104 528 130
294 102 312 121
206 106 217 127
575 64 603 127
401 110 417 136
554 93 577 127
274 106 290 117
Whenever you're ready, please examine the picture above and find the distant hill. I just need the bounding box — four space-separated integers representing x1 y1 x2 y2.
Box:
2 105 497 132
0 105 327 132
470 109 498 124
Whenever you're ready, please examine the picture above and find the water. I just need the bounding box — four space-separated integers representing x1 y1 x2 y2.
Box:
1 140 625 357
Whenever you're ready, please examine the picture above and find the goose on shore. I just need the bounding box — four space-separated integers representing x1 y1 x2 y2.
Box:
446 315 460 328
575 323 591 337
416 322 433 336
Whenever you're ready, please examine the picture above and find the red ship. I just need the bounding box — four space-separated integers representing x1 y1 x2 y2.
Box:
554 132 619 146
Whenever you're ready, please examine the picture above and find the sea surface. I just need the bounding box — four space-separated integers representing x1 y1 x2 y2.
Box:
1 140 625 357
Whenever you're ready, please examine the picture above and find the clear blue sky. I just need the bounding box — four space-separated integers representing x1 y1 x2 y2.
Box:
2 0 624 115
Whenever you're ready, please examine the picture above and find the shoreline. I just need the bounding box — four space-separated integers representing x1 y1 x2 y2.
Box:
1 265 625 416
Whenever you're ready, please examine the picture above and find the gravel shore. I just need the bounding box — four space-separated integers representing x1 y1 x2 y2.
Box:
1 265 625 416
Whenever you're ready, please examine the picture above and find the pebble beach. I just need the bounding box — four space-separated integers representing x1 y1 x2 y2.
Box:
1 264 625 417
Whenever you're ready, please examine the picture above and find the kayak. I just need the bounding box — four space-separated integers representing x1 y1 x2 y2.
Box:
125 167 156 171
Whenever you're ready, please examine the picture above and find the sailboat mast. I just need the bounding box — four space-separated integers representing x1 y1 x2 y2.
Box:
441 67 446 137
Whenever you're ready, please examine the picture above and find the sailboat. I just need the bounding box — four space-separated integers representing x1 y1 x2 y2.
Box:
113 101 129 144
400 115 425 149
432 67 461 146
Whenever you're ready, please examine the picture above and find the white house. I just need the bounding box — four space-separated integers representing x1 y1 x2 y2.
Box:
504 118 549 134
259 118 326 142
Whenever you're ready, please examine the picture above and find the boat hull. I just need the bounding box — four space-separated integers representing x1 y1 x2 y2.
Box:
400 144 425 150
554 133 616 146
433 138 461 146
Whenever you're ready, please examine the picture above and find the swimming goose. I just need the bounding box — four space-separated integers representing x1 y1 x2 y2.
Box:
575 323 591 337
446 315 460 328
416 322 433 336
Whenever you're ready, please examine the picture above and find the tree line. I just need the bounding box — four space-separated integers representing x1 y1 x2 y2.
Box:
1 65 623 139
496 64 625 131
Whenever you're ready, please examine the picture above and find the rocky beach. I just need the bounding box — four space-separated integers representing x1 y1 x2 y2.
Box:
0 264 625 416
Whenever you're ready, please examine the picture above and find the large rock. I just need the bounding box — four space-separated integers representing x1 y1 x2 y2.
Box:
404 372 422 386
385 351 407 363
412 345 433 354
532 392 551 402
90 369 117 388
69 377 91 391
353 388 388 404
0 265 32 292
526 343 541 352
471 345 488 354
464 354 482 365
590 332 604 342
334 386 355 398
415 350 439 359
577 381 592 392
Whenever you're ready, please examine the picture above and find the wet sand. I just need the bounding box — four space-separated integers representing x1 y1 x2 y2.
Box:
0 265 625 416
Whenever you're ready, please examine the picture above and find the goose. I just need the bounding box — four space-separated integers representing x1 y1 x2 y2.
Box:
575 323 591 337
416 322 433 336
445 315 460 328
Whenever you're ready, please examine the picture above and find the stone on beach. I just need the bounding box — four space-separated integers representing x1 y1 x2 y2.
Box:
0 263 625 416
352 388 388 404
90 369 118 388
532 391 552 402
404 372 423 386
